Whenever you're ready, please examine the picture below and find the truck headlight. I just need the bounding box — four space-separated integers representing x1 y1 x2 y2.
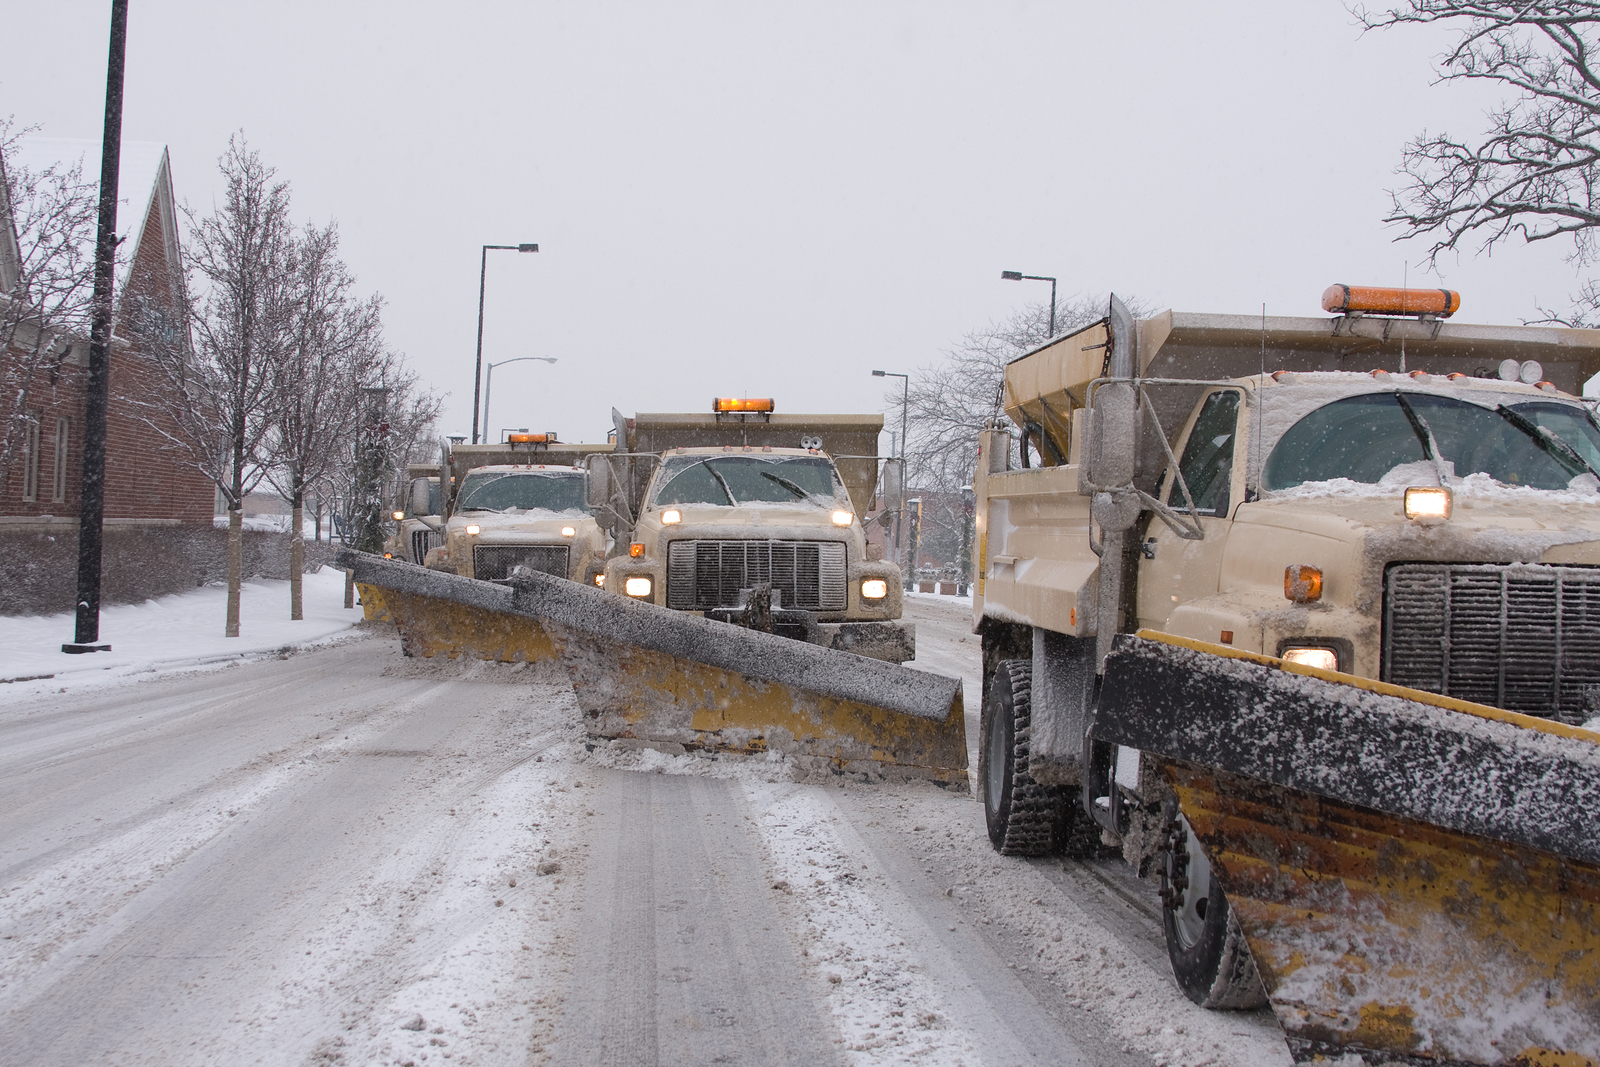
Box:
625 576 653 598
1404 486 1452 524
465 524 481 536
832 510 853 526
662 509 682 525
561 526 576 537
392 510 405 521
594 574 606 587
861 578 888 600
1282 646 1339 672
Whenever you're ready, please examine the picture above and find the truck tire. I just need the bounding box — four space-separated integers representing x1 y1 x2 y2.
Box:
981 659 1072 855
1158 800 1268 1009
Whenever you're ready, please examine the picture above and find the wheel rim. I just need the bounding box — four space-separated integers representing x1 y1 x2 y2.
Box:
1171 816 1212 951
984 701 1008 815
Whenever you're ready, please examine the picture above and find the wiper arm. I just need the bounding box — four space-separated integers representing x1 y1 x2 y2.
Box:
696 459 736 504
1393 393 1453 486
759 470 810 499
1495 404 1600 481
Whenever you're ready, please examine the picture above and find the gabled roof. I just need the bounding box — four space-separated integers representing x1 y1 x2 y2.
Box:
0 137 180 322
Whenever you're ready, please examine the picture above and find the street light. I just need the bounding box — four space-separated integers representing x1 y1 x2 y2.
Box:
872 369 910 589
1001 270 1057 338
471 242 539 444
483 356 558 441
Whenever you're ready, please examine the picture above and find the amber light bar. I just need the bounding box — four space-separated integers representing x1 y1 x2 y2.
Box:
713 398 775 413
1322 284 1460 318
507 432 556 444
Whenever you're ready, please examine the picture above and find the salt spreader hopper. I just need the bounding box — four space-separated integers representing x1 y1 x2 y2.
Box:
340 549 967 786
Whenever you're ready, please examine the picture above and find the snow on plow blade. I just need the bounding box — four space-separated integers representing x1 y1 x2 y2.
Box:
341 550 967 787
1093 631 1600 1067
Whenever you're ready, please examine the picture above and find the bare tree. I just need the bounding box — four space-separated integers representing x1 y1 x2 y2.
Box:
1359 2 1600 313
0 120 100 492
138 136 296 637
261 221 382 620
891 294 1147 493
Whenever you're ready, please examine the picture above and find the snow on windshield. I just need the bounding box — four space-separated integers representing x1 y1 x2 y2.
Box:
456 471 590 513
650 454 846 508
1259 386 1600 495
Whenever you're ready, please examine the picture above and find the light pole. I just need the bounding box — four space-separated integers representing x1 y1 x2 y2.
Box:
872 369 910 589
1001 270 1057 338
472 242 539 444
483 356 557 442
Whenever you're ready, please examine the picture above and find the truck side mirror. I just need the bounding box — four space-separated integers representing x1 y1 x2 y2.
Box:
408 478 432 517
881 457 906 512
585 456 612 509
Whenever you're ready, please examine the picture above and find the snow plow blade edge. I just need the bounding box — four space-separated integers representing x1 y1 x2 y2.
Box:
342 550 967 787
1093 631 1600 1066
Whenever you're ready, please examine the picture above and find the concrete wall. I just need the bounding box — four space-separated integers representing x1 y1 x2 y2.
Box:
0 522 339 617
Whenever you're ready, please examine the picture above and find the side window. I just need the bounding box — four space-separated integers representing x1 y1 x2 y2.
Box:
1174 391 1239 516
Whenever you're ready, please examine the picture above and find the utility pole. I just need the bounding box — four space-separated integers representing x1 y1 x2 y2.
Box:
64 0 128 654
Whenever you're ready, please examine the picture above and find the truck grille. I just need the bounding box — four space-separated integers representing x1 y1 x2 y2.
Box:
410 530 432 564
474 544 569 582
667 539 847 611
1383 561 1600 723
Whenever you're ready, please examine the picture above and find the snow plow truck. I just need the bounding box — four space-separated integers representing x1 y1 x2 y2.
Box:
973 289 1600 1065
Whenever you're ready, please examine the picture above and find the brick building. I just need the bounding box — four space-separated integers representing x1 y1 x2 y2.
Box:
0 138 212 528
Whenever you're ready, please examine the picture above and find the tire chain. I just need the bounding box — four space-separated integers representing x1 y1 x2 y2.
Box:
996 661 1073 856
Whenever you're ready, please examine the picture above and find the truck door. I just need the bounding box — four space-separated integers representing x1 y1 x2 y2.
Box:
1136 388 1243 632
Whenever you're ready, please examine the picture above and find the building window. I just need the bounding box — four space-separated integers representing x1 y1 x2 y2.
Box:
52 417 70 503
21 420 39 502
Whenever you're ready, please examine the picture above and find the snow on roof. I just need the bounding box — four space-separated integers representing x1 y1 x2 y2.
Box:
6 137 175 299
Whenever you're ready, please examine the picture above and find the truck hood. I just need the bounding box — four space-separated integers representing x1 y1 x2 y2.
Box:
644 503 848 530
449 512 600 542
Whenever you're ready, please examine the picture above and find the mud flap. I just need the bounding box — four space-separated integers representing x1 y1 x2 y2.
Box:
1091 631 1600 1066
341 549 967 787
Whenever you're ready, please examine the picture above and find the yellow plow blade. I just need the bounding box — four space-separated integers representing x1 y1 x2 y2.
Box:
1094 632 1600 1066
342 550 967 787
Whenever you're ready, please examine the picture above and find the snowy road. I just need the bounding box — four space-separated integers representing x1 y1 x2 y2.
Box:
0 594 1292 1066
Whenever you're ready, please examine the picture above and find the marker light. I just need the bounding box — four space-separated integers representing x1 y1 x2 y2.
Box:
1321 284 1460 318
507 432 555 444
383 552 393 559
861 579 889 600
625 576 653 598
832 510 853 526
661 509 683 525
1284 564 1324 603
465 524 481 535
392 510 406 521
1283 646 1339 671
561 526 576 537
1405 486 1453 523
629 543 646 558
713 397 775 413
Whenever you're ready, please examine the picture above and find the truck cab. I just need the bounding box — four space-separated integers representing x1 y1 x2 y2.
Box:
594 403 913 662
383 464 441 565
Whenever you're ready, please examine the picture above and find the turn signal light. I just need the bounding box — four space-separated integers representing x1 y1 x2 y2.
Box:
832 510 853 526
625 576 652 598
507 432 555 444
1404 486 1452 523
629 542 645 558
662 509 682 525
861 578 888 600
1283 646 1339 671
465 524 481 535
561 526 576 537
713 397 775 413
1322 284 1460 318
1285 564 1323 603
392 510 405 521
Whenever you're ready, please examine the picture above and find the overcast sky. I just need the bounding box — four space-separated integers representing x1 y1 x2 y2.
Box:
3 2 1582 444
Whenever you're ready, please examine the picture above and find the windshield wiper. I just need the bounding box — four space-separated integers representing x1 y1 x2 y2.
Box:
692 459 736 504
759 470 811 499
1495 404 1600 481
1393 393 1454 486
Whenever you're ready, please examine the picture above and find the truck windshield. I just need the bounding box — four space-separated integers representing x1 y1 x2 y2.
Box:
651 455 844 507
1262 393 1600 492
456 471 589 512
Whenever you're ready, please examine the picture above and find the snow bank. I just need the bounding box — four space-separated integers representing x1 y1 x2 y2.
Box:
0 567 363 695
